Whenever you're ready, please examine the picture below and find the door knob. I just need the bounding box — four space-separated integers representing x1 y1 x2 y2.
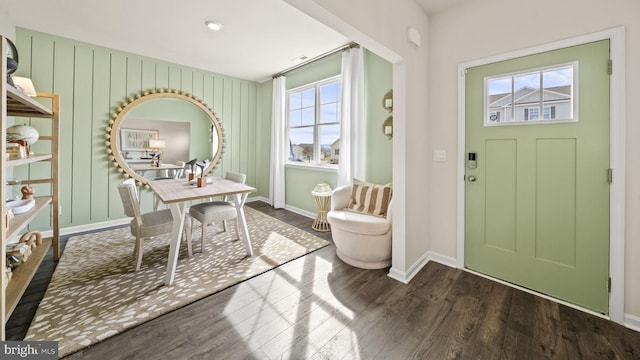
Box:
468 175 476 182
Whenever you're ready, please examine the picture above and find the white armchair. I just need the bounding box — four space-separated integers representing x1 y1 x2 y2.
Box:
327 184 392 269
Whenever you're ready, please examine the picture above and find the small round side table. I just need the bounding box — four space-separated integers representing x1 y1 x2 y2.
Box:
311 190 332 232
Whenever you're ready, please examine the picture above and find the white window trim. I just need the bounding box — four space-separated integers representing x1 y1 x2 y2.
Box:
483 62 578 126
286 75 341 167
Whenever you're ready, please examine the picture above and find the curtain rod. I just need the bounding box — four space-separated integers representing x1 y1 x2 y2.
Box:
272 42 359 79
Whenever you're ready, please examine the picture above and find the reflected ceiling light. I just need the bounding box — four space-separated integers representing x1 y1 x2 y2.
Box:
205 21 223 31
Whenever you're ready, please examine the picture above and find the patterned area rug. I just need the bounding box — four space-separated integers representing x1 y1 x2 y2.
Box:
24 207 330 357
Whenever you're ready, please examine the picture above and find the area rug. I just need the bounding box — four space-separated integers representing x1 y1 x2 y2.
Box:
24 207 330 357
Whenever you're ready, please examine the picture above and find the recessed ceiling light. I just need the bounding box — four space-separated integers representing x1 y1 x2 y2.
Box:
205 21 223 31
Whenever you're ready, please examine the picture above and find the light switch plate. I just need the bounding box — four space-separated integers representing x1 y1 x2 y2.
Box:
433 150 446 162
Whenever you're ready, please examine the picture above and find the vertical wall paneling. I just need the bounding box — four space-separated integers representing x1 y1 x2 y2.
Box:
246 83 257 191
181 69 193 94
168 65 180 89
71 45 94 225
221 78 233 177
191 71 204 100
232 80 241 172
90 48 111 220
141 59 156 90
107 53 128 219
213 77 224 177
155 63 169 90
256 81 272 198
47 38 74 229
14 28 267 231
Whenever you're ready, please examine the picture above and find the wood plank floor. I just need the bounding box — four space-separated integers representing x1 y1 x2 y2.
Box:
8 201 640 359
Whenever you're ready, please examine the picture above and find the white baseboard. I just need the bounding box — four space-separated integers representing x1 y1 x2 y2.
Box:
39 218 131 239
625 313 640 332
247 196 270 204
284 204 315 219
35 197 298 240
247 197 316 219
388 251 457 284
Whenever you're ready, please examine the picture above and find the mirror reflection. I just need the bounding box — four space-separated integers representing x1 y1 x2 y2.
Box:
107 90 223 186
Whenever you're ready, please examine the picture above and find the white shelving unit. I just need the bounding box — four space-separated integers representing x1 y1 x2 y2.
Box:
1 36 60 340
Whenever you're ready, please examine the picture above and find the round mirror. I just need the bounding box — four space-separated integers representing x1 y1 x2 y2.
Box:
105 89 224 187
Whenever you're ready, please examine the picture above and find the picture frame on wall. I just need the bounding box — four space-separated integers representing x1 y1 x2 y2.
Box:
120 128 158 151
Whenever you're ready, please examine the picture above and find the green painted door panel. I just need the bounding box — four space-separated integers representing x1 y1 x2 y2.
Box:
465 40 610 313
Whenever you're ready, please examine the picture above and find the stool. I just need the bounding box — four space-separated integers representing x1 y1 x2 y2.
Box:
311 191 332 232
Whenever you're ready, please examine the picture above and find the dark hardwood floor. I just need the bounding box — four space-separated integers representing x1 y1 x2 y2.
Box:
7 201 640 359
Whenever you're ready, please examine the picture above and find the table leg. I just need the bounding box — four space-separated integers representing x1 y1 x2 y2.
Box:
235 193 253 256
164 201 187 286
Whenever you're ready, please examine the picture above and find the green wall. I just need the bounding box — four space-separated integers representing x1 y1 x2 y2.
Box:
282 50 393 214
365 51 393 185
11 28 392 231
13 28 267 230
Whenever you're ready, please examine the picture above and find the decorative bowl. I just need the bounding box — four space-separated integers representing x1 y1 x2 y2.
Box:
6 199 36 214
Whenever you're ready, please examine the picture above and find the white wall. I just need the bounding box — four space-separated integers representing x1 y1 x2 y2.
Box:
0 5 16 41
428 0 640 322
287 0 640 327
285 0 431 279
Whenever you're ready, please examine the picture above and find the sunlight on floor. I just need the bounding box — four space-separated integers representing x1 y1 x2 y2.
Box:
223 252 363 358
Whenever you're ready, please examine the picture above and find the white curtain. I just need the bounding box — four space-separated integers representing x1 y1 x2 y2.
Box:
270 76 286 208
338 46 366 186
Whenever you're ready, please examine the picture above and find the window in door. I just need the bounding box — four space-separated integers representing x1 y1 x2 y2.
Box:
485 63 576 125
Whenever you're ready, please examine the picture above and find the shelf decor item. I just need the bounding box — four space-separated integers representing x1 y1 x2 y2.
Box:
195 160 208 187
11 76 37 97
7 124 39 146
20 185 35 200
5 38 18 86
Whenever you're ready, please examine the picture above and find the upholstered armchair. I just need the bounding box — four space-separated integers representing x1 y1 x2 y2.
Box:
327 183 392 269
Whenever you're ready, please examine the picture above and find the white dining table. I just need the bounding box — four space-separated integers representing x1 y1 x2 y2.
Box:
148 177 256 286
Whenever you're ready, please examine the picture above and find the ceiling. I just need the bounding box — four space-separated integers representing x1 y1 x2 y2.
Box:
6 0 465 83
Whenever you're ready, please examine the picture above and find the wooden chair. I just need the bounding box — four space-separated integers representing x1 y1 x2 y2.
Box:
118 180 192 271
189 171 247 252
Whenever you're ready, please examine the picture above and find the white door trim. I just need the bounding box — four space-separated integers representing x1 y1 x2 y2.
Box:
456 26 626 324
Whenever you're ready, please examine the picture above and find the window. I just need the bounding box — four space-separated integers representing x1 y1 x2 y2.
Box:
287 76 341 165
484 63 576 126
525 106 556 120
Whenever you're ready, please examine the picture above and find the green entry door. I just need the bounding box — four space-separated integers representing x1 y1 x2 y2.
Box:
465 40 610 314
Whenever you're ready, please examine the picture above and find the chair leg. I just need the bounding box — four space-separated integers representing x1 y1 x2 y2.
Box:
184 216 193 256
135 236 145 271
184 222 193 257
201 221 206 252
232 218 240 241
222 220 228 233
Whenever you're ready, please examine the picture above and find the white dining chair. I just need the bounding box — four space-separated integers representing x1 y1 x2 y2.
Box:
174 160 186 179
189 171 247 252
118 180 193 271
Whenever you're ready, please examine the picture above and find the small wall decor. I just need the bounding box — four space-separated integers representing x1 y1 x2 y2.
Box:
382 116 393 140
382 89 393 113
382 89 393 139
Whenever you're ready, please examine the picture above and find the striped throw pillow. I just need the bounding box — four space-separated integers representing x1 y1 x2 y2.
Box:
346 182 392 217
